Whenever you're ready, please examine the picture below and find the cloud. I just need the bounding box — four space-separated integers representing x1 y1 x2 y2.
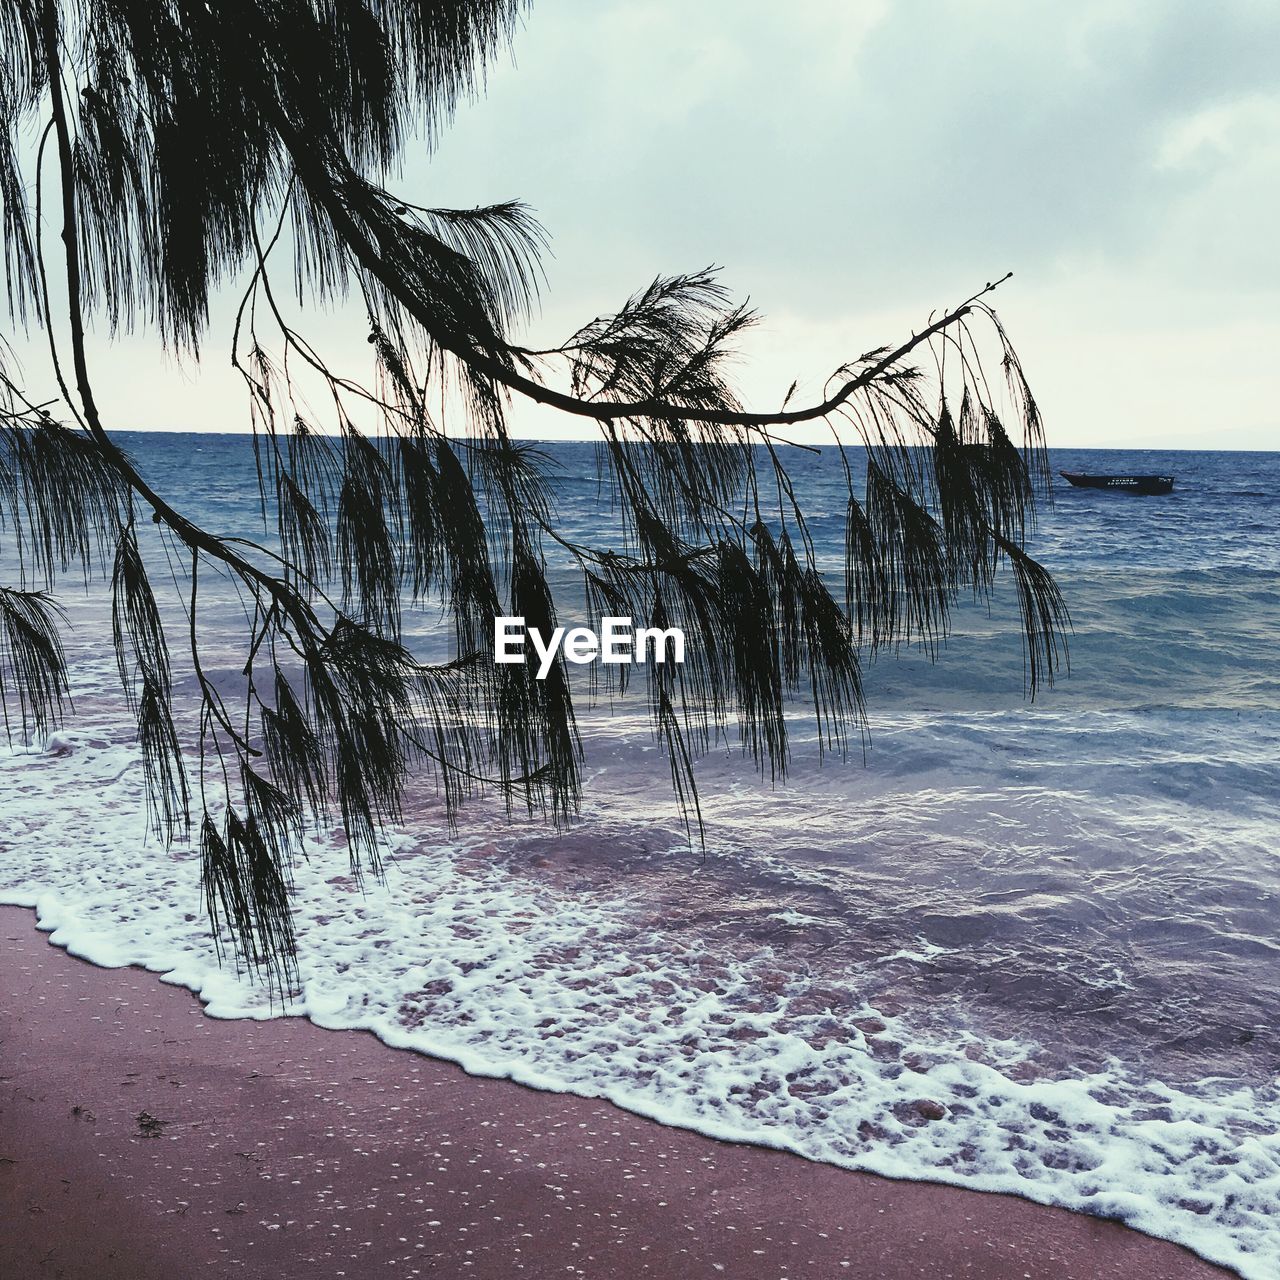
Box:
423 0 1280 300
414 0 1280 446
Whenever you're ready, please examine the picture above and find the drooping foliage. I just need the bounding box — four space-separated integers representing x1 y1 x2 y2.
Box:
0 0 1068 986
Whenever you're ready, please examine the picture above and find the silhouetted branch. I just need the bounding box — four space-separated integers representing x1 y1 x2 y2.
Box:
0 0 1068 985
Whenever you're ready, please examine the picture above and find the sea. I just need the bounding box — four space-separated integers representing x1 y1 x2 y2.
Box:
3 436 1279 1277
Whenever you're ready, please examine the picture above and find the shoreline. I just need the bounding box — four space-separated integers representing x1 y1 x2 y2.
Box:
0 906 1235 1280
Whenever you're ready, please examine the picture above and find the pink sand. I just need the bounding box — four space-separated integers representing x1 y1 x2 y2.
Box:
0 907 1233 1278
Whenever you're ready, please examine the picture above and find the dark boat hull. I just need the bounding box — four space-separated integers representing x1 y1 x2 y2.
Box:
1059 471 1174 496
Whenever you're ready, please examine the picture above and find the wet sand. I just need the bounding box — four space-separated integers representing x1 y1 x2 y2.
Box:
0 906 1234 1279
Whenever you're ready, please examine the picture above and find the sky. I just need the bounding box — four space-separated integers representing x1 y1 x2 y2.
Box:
19 0 1280 449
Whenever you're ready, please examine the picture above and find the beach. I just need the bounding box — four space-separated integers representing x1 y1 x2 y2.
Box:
0 907 1234 1280
4 0 1280 1270
2 440 1279 1277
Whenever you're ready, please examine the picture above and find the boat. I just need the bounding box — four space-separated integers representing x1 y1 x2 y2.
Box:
1059 471 1174 496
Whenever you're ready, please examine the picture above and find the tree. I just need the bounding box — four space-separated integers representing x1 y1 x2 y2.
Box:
0 0 1067 985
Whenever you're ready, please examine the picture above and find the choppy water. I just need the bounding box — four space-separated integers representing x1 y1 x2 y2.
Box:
3 436 1279 1277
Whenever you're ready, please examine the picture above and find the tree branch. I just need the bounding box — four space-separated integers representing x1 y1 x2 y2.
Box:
270 107 1007 433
